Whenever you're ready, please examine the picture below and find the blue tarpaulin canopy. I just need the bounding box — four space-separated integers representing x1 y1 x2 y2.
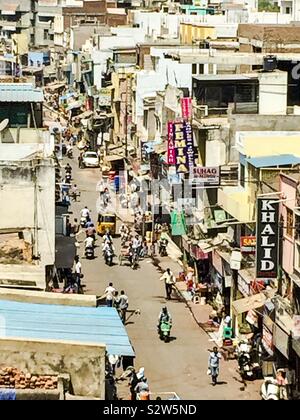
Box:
0 300 135 357
246 154 300 168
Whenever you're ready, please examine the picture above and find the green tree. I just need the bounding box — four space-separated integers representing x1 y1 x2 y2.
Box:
258 0 280 12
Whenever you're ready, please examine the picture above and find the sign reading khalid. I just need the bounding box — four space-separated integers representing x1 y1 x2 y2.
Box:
171 120 194 173
256 198 279 279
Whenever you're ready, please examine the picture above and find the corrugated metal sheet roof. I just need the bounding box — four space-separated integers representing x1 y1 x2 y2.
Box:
0 83 44 102
0 300 135 357
246 154 300 168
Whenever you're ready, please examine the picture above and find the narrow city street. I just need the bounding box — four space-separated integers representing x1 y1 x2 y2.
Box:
67 155 261 400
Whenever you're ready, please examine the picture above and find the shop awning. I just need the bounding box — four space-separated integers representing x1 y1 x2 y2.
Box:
292 338 300 357
46 83 66 91
104 154 125 162
67 101 83 111
232 292 266 315
72 110 93 120
291 273 300 288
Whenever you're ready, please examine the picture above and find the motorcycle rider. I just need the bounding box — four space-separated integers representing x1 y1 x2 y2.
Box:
119 223 129 240
65 163 72 175
102 240 114 264
81 206 90 219
158 237 168 256
86 224 96 240
103 229 113 245
157 306 172 332
84 235 94 249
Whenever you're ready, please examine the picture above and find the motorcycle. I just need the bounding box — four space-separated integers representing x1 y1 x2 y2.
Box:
158 320 172 343
85 245 94 259
104 249 114 266
159 239 168 257
80 216 87 228
131 251 139 270
67 147 73 159
261 377 288 400
65 173 72 184
236 341 254 380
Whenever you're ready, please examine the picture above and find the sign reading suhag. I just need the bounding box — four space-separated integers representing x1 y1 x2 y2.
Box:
256 198 279 279
190 166 220 185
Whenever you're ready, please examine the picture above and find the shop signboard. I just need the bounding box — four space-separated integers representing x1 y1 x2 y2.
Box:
237 273 251 297
167 121 176 165
256 198 279 279
274 324 289 359
262 323 274 356
190 244 209 260
240 236 256 254
171 120 195 174
98 88 111 106
190 166 220 186
181 97 192 120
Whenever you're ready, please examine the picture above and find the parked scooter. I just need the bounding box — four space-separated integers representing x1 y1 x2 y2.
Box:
261 376 288 400
158 320 172 343
236 340 255 380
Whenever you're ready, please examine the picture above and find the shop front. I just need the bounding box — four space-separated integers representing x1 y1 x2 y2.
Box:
211 249 232 316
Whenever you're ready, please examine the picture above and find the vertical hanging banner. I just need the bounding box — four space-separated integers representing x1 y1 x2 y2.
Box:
172 120 195 174
256 198 279 279
181 97 192 120
167 121 176 165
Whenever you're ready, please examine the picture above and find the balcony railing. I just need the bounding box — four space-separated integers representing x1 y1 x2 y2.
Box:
193 102 258 120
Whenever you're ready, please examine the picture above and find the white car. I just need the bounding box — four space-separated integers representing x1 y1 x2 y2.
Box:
82 151 99 168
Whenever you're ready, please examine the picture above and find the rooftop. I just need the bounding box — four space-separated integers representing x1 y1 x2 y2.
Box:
193 74 258 82
246 154 300 168
0 300 135 358
0 83 43 103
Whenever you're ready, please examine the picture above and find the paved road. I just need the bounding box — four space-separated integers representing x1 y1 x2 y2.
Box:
65 156 261 400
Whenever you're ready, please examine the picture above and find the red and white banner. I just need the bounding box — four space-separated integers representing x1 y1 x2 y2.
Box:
181 97 192 120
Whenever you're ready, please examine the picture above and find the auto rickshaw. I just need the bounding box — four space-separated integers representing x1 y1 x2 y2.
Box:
97 213 116 236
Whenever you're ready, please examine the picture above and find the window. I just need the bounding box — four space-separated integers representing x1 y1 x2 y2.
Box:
286 7 291 14
192 63 197 75
199 64 204 74
286 208 293 237
240 163 245 188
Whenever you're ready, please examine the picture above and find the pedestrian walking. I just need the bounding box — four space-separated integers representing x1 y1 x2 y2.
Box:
160 268 176 300
119 290 129 324
208 346 222 386
74 255 82 290
104 282 116 307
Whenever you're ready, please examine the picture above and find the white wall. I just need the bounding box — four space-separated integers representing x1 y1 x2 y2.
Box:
206 140 226 166
92 50 113 90
258 71 287 115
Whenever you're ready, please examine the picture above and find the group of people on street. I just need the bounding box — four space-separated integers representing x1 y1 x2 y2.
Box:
100 282 129 324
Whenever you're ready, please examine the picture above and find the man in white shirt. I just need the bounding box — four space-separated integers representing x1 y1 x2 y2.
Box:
74 255 82 290
104 282 116 307
160 268 176 300
80 206 90 219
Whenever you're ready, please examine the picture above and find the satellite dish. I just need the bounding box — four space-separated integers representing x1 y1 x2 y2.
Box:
0 119 9 132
